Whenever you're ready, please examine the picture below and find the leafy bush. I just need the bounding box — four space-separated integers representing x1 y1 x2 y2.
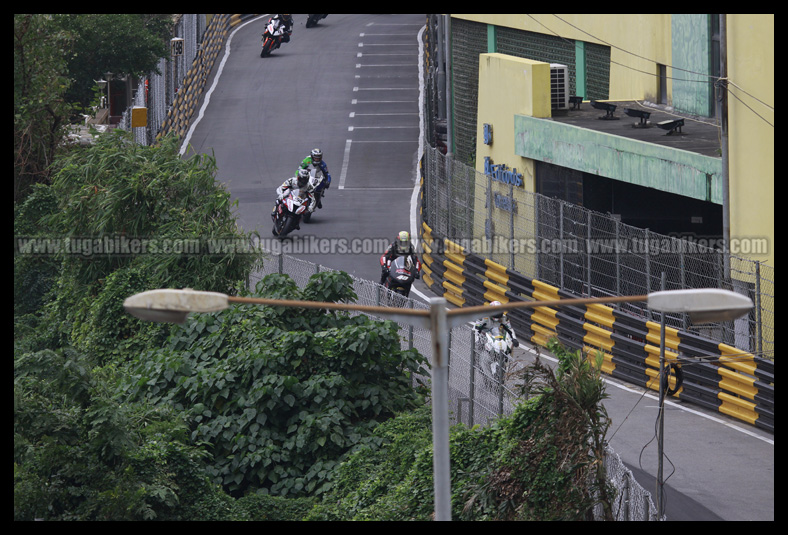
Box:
463 341 615 520
14 184 61 317
235 493 317 521
306 340 615 521
123 271 429 498
18 130 263 363
14 348 226 520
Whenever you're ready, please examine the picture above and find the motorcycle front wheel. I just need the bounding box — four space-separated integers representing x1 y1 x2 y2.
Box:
261 38 274 57
276 216 298 239
272 214 286 237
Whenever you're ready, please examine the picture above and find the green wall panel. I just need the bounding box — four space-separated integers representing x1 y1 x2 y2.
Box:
514 114 722 203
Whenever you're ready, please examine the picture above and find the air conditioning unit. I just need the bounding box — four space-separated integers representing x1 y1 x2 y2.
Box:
550 63 569 110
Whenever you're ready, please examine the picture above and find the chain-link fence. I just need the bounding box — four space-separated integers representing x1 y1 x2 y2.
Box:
422 145 774 359
248 250 662 520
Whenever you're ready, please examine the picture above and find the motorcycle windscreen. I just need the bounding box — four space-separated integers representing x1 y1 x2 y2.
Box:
390 256 414 285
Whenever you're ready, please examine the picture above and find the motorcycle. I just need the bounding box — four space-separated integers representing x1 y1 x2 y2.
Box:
271 187 310 239
302 168 326 223
306 14 328 28
380 254 417 298
261 17 286 57
473 321 517 384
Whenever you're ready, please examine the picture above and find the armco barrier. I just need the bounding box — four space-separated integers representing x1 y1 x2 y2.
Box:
418 224 774 433
157 14 232 142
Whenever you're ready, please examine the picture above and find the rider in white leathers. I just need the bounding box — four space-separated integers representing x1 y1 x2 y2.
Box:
274 169 316 229
276 169 317 212
473 300 519 349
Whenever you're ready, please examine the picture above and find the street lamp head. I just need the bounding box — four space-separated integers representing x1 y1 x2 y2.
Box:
123 289 229 324
647 288 753 324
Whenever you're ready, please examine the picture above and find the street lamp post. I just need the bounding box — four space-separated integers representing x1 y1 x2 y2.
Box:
125 287 752 521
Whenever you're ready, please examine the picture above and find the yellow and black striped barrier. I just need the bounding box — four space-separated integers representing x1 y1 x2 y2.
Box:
417 223 774 432
158 15 232 142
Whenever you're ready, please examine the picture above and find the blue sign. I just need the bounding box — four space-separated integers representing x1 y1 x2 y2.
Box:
494 193 517 213
483 123 493 145
484 157 523 187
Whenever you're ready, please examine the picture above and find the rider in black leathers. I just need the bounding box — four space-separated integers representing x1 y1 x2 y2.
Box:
380 231 422 285
271 14 293 48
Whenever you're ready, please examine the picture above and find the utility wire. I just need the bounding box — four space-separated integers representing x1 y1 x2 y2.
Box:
550 13 774 124
526 15 714 84
525 14 774 127
550 14 717 80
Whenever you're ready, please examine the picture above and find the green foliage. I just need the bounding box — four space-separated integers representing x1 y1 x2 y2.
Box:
304 405 435 520
14 14 76 202
306 340 616 521
52 14 172 108
235 493 317 521
26 129 263 363
122 272 429 498
14 184 61 317
14 348 223 520
15 126 266 520
468 340 615 521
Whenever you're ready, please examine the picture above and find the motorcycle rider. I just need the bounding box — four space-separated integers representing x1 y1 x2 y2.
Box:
297 148 332 209
380 231 422 285
473 300 519 349
268 14 294 49
275 169 316 229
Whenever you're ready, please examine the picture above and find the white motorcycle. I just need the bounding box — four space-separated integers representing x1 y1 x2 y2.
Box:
271 187 309 239
260 17 286 57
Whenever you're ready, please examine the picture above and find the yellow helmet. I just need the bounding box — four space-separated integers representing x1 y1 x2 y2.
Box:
397 231 410 253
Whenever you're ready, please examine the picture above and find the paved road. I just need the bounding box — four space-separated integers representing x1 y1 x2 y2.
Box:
182 13 773 521
515 344 774 521
183 14 426 286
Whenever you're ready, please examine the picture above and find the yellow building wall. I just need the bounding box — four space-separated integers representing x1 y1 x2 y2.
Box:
727 14 774 268
457 13 773 270
474 53 550 275
453 14 673 101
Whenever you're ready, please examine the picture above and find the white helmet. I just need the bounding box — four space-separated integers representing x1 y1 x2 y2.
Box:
489 300 504 320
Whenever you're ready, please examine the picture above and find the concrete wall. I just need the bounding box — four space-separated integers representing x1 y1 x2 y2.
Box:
473 53 551 275
454 14 673 101
727 14 774 267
